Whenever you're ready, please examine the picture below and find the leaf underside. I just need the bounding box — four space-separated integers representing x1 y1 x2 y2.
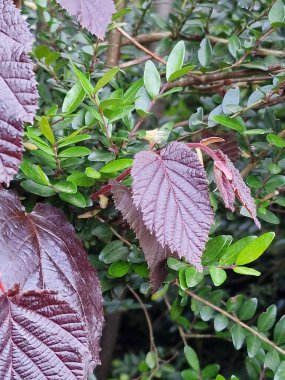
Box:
201 131 240 161
214 150 260 228
56 0 116 40
0 190 103 364
0 0 38 184
131 142 214 270
0 289 92 380
111 181 172 291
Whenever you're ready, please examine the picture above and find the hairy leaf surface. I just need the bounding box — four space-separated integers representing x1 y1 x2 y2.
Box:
0 191 103 363
111 182 171 291
0 288 92 379
56 0 116 40
0 0 38 184
132 142 214 270
214 150 260 228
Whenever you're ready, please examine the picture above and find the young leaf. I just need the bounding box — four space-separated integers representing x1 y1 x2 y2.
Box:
198 38 212 67
209 267 227 286
184 345 200 372
132 142 214 270
233 267 261 276
235 232 275 265
212 115 245 134
0 288 93 378
144 60 161 99
62 81 86 114
185 267 204 288
94 67 119 93
166 41 185 81
0 0 38 184
56 0 116 40
0 191 103 362
213 150 261 228
111 182 171 291
39 116 55 145
100 158 133 174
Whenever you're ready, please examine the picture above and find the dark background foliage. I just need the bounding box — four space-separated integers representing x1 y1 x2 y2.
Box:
8 0 285 379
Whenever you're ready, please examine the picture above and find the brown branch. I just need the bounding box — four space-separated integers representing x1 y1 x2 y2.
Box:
106 1 126 67
13 0 22 8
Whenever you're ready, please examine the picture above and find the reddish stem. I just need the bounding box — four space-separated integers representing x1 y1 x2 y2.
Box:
0 279 6 294
90 168 131 200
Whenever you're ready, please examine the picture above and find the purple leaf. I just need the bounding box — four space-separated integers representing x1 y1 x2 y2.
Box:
56 0 116 40
0 287 93 379
0 191 103 364
201 131 240 161
111 181 172 291
0 0 38 185
214 150 261 228
131 142 214 270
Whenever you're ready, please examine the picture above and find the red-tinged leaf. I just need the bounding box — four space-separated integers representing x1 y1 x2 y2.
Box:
0 191 103 363
0 0 38 185
131 142 214 270
111 182 171 291
214 150 261 228
0 287 93 379
201 131 240 162
56 0 116 40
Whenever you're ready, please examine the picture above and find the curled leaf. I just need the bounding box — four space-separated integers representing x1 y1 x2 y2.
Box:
0 288 93 379
214 150 260 228
0 0 38 184
132 142 214 270
0 191 103 363
111 181 171 291
56 0 116 40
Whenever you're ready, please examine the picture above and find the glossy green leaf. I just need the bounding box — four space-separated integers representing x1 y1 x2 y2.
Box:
94 67 119 93
71 62 94 98
185 267 204 288
235 232 275 265
62 81 86 114
233 267 261 276
108 261 130 277
52 181 77 194
214 314 229 332
239 298 257 320
212 115 245 134
230 324 245 350
39 116 55 145
59 192 87 207
184 346 199 372
166 41 185 81
99 241 129 264
209 267 227 287
168 65 195 82
59 147 91 158
202 235 232 265
198 38 212 67
219 236 257 266
144 60 161 99
274 316 285 345
267 133 285 147
257 305 277 332
100 159 133 173
85 167 101 179
21 180 56 197
269 0 285 28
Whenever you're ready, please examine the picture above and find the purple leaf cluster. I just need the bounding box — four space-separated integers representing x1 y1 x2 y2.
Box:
214 150 261 228
111 142 214 290
0 191 104 377
0 0 38 185
56 0 116 40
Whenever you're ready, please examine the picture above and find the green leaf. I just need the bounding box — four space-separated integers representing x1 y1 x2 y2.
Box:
168 65 195 82
233 267 261 276
202 235 232 265
228 35 241 58
184 346 200 372
265 349 280 372
59 192 87 207
219 236 257 266
70 62 94 98
246 334 261 358
181 369 199 380
167 257 189 271
94 67 119 93
57 134 91 149
198 38 212 67
62 81 86 114
166 41 185 81
59 147 91 158
239 298 257 320
214 314 229 332
85 167 101 179
108 261 130 277
99 241 129 264
267 133 285 147
144 61 161 99
275 362 285 380
212 115 245 134
269 0 285 28
20 159 50 186
209 267 227 286
274 316 285 345
100 159 133 173
202 364 220 378
51 181 77 194
145 351 157 369
185 267 204 288
230 324 245 350
67 172 96 187
257 209 280 225
21 180 56 197
265 175 285 193
235 232 275 265
39 116 55 145
257 305 277 332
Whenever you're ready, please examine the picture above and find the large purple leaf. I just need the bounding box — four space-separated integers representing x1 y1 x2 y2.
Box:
56 0 116 40
214 150 260 228
0 0 38 185
0 190 103 363
131 142 214 270
111 181 172 291
0 288 93 379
